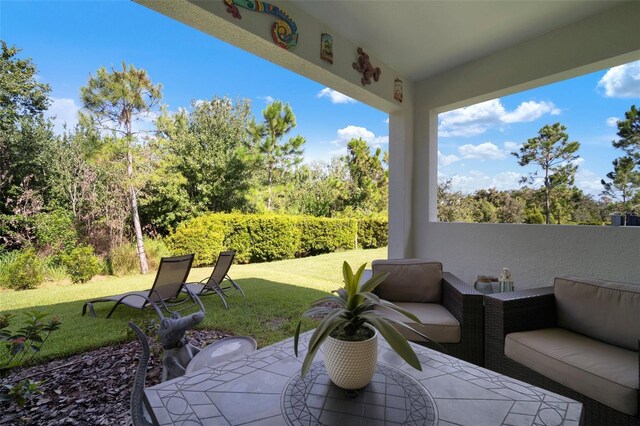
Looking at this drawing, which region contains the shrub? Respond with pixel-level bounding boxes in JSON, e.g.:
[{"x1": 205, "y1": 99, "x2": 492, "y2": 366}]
[
  {"x1": 34, "y1": 209, "x2": 78, "y2": 256},
  {"x1": 41, "y1": 256, "x2": 68, "y2": 282},
  {"x1": 167, "y1": 213, "x2": 387, "y2": 266},
  {"x1": 166, "y1": 217, "x2": 225, "y2": 267},
  {"x1": 142, "y1": 238, "x2": 170, "y2": 270},
  {"x1": 1, "y1": 249, "x2": 44, "y2": 290},
  {"x1": 61, "y1": 246, "x2": 101, "y2": 283},
  {"x1": 298, "y1": 217, "x2": 356, "y2": 256},
  {"x1": 246, "y1": 215, "x2": 301, "y2": 262},
  {"x1": 357, "y1": 216, "x2": 388, "y2": 249},
  {"x1": 107, "y1": 238, "x2": 171, "y2": 275},
  {"x1": 0, "y1": 251, "x2": 20, "y2": 287},
  {"x1": 107, "y1": 243, "x2": 139, "y2": 276}
]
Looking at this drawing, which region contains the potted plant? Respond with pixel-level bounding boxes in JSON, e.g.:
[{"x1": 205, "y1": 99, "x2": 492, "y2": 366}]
[{"x1": 294, "y1": 261, "x2": 430, "y2": 389}]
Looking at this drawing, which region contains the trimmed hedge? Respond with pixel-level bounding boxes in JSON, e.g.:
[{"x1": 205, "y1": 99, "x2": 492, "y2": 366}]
[
  {"x1": 299, "y1": 217, "x2": 357, "y2": 257},
  {"x1": 166, "y1": 214, "x2": 378, "y2": 266},
  {"x1": 357, "y1": 216, "x2": 388, "y2": 249}
]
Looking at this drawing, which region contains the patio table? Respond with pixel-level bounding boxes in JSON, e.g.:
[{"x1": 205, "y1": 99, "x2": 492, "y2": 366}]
[{"x1": 144, "y1": 331, "x2": 582, "y2": 425}]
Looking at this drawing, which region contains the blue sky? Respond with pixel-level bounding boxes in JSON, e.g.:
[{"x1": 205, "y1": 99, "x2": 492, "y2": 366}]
[{"x1": 2, "y1": 1, "x2": 639, "y2": 196}]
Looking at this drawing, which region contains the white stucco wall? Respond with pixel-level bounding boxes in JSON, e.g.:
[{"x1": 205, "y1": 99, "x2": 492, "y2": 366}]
[
  {"x1": 412, "y1": 2, "x2": 640, "y2": 287},
  {"x1": 427, "y1": 223, "x2": 640, "y2": 288}
]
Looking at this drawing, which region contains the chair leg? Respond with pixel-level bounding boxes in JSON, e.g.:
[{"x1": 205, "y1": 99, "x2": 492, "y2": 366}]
[
  {"x1": 225, "y1": 275, "x2": 245, "y2": 297},
  {"x1": 106, "y1": 301, "x2": 122, "y2": 318},
  {"x1": 82, "y1": 302, "x2": 96, "y2": 317},
  {"x1": 212, "y1": 287, "x2": 229, "y2": 309}
]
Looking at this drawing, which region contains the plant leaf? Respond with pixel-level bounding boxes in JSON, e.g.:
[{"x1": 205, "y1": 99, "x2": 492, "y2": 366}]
[
  {"x1": 366, "y1": 317, "x2": 422, "y2": 371},
  {"x1": 361, "y1": 292, "x2": 380, "y2": 304},
  {"x1": 302, "y1": 307, "x2": 336, "y2": 318},
  {"x1": 352, "y1": 263, "x2": 367, "y2": 291},
  {"x1": 293, "y1": 320, "x2": 302, "y2": 357},
  {"x1": 360, "y1": 271, "x2": 390, "y2": 294},
  {"x1": 301, "y1": 315, "x2": 346, "y2": 377},
  {"x1": 343, "y1": 261, "x2": 356, "y2": 296}
]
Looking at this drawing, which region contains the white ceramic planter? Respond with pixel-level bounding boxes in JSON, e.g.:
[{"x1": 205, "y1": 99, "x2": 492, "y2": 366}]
[{"x1": 323, "y1": 326, "x2": 378, "y2": 389}]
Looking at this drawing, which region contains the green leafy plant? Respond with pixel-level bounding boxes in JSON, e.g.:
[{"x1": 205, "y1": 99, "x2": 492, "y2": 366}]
[
  {"x1": 0, "y1": 311, "x2": 62, "y2": 376},
  {"x1": 294, "y1": 262, "x2": 429, "y2": 377},
  {"x1": 1, "y1": 249, "x2": 44, "y2": 290},
  {"x1": 1, "y1": 379, "x2": 44, "y2": 407},
  {"x1": 61, "y1": 245, "x2": 101, "y2": 283}
]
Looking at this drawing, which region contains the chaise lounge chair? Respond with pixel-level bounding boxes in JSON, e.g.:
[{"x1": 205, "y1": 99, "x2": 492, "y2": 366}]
[
  {"x1": 182, "y1": 250, "x2": 244, "y2": 309},
  {"x1": 82, "y1": 254, "x2": 205, "y2": 319}
]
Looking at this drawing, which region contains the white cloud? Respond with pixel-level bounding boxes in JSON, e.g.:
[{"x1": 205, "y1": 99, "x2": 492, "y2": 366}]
[
  {"x1": 317, "y1": 87, "x2": 357, "y2": 104},
  {"x1": 384, "y1": 117, "x2": 389, "y2": 124},
  {"x1": 606, "y1": 117, "x2": 620, "y2": 127},
  {"x1": 439, "y1": 99, "x2": 560, "y2": 137},
  {"x1": 46, "y1": 97, "x2": 80, "y2": 134},
  {"x1": 438, "y1": 150, "x2": 460, "y2": 166},
  {"x1": 263, "y1": 95, "x2": 275, "y2": 104},
  {"x1": 444, "y1": 170, "x2": 523, "y2": 193},
  {"x1": 502, "y1": 101, "x2": 560, "y2": 123},
  {"x1": 597, "y1": 60, "x2": 640, "y2": 98},
  {"x1": 458, "y1": 142, "x2": 507, "y2": 161},
  {"x1": 504, "y1": 141, "x2": 520, "y2": 151},
  {"x1": 334, "y1": 125, "x2": 387, "y2": 146},
  {"x1": 574, "y1": 161, "x2": 603, "y2": 196}
]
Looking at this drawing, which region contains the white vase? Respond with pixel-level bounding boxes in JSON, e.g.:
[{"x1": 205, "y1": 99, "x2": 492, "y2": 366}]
[{"x1": 323, "y1": 326, "x2": 378, "y2": 389}]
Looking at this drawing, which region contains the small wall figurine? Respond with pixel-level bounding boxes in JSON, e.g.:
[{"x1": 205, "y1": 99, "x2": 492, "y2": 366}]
[
  {"x1": 394, "y1": 78, "x2": 403, "y2": 103},
  {"x1": 353, "y1": 47, "x2": 381, "y2": 86},
  {"x1": 321, "y1": 33, "x2": 333, "y2": 64}
]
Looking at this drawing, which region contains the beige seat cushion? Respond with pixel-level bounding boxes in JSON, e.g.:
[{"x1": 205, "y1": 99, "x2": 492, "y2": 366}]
[
  {"x1": 375, "y1": 303, "x2": 460, "y2": 343},
  {"x1": 505, "y1": 327, "x2": 638, "y2": 416},
  {"x1": 555, "y1": 276, "x2": 640, "y2": 351},
  {"x1": 372, "y1": 259, "x2": 443, "y2": 303}
]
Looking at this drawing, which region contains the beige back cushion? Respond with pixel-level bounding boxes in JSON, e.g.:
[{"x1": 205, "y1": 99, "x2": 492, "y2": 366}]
[
  {"x1": 372, "y1": 259, "x2": 442, "y2": 303},
  {"x1": 555, "y1": 276, "x2": 640, "y2": 351}
]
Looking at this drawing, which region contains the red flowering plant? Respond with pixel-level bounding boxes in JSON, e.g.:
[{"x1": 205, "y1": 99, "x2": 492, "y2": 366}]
[{"x1": 0, "y1": 311, "x2": 62, "y2": 377}]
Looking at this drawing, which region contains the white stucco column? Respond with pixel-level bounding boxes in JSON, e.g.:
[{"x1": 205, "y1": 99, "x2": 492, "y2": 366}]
[{"x1": 388, "y1": 83, "x2": 414, "y2": 259}]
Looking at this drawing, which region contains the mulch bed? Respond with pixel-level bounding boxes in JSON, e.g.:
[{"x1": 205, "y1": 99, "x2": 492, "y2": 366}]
[{"x1": 0, "y1": 329, "x2": 232, "y2": 425}]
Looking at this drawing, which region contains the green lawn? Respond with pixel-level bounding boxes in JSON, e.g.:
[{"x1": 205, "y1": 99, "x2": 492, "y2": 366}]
[{"x1": 0, "y1": 248, "x2": 386, "y2": 363}]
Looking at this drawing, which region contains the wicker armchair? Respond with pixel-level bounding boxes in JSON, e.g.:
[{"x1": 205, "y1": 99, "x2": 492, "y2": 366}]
[
  {"x1": 485, "y1": 282, "x2": 640, "y2": 426},
  {"x1": 369, "y1": 259, "x2": 484, "y2": 366}
]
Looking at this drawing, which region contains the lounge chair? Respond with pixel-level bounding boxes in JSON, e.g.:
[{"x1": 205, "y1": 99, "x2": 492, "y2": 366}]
[
  {"x1": 182, "y1": 250, "x2": 244, "y2": 309},
  {"x1": 82, "y1": 254, "x2": 205, "y2": 319}
]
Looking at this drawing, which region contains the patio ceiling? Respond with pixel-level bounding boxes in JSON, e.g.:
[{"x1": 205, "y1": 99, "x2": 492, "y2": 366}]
[{"x1": 291, "y1": 0, "x2": 624, "y2": 82}]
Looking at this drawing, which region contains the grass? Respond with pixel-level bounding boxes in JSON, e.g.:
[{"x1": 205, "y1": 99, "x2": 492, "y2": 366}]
[{"x1": 0, "y1": 248, "x2": 386, "y2": 364}]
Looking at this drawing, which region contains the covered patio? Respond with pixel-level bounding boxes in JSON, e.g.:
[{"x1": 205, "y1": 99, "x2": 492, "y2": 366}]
[
  {"x1": 128, "y1": 2, "x2": 640, "y2": 424},
  {"x1": 137, "y1": 0, "x2": 639, "y2": 287}
]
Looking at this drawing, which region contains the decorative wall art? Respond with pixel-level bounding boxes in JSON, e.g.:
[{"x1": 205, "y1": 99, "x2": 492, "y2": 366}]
[
  {"x1": 320, "y1": 33, "x2": 333, "y2": 64},
  {"x1": 394, "y1": 78, "x2": 403, "y2": 103},
  {"x1": 224, "y1": 0, "x2": 298, "y2": 50},
  {"x1": 352, "y1": 47, "x2": 381, "y2": 86}
]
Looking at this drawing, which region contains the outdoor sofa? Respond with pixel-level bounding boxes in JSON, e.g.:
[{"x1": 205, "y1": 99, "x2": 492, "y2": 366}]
[
  {"x1": 369, "y1": 259, "x2": 484, "y2": 366},
  {"x1": 485, "y1": 276, "x2": 640, "y2": 425}
]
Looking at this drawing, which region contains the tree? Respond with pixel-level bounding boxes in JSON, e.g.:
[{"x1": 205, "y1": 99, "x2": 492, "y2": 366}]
[
  {"x1": 154, "y1": 97, "x2": 254, "y2": 222},
  {"x1": 0, "y1": 42, "x2": 53, "y2": 217},
  {"x1": 612, "y1": 105, "x2": 640, "y2": 165},
  {"x1": 512, "y1": 123, "x2": 580, "y2": 224},
  {"x1": 344, "y1": 138, "x2": 388, "y2": 214},
  {"x1": 80, "y1": 63, "x2": 162, "y2": 273},
  {"x1": 248, "y1": 100, "x2": 305, "y2": 210},
  {"x1": 601, "y1": 156, "x2": 640, "y2": 225}
]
